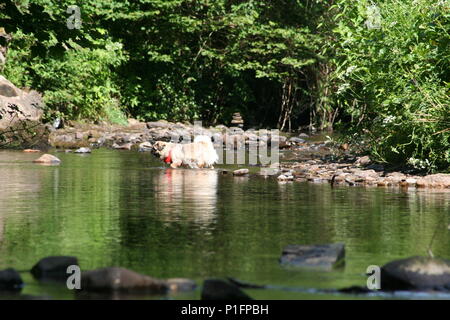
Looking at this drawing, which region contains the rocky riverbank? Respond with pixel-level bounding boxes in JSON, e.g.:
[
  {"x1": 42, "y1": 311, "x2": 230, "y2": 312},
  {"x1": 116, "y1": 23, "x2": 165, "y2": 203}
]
[
  {"x1": 2, "y1": 74, "x2": 448, "y2": 189},
  {"x1": 46, "y1": 119, "x2": 291, "y2": 150},
  {"x1": 35, "y1": 119, "x2": 450, "y2": 190},
  {"x1": 276, "y1": 158, "x2": 450, "y2": 189}
]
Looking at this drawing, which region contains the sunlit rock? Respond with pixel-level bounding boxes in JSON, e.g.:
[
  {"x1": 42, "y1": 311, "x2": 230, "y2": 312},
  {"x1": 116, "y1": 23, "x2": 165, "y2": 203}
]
[
  {"x1": 233, "y1": 168, "x2": 249, "y2": 176},
  {"x1": 32, "y1": 154, "x2": 61, "y2": 164}
]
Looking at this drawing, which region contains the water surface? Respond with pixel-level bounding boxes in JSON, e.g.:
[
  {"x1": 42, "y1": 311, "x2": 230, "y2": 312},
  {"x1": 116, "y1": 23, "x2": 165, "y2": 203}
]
[{"x1": 0, "y1": 149, "x2": 449, "y2": 299}]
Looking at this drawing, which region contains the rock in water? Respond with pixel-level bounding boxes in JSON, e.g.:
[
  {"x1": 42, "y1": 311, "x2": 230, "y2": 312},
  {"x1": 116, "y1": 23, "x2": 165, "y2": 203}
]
[
  {"x1": 80, "y1": 267, "x2": 168, "y2": 294},
  {"x1": 233, "y1": 168, "x2": 249, "y2": 176},
  {"x1": 280, "y1": 243, "x2": 345, "y2": 270},
  {"x1": 74, "y1": 147, "x2": 91, "y2": 153},
  {"x1": 32, "y1": 154, "x2": 61, "y2": 164},
  {"x1": 0, "y1": 268, "x2": 23, "y2": 291},
  {"x1": 138, "y1": 141, "x2": 153, "y2": 152},
  {"x1": 31, "y1": 256, "x2": 78, "y2": 280},
  {"x1": 112, "y1": 142, "x2": 132, "y2": 150},
  {"x1": 380, "y1": 256, "x2": 450, "y2": 291},
  {"x1": 201, "y1": 279, "x2": 252, "y2": 300},
  {"x1": 166, "y1": 278, "x2": 197, "y2": 292},
  {"x1": 277, "y1": 174, "x2": 294, "y2": 182}
]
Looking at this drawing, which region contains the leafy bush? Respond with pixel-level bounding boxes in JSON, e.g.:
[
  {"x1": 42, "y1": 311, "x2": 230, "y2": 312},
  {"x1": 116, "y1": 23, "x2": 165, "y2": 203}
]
[
  {"x1": 324, "y1": 0, "x2": 450, "y2": 171},
  {"x1": 1, "y1": 0, "x2": 448, "y2": 171},
  {"x1": 31, "y1": 38, "x2": 125, "y2": 121},
  {"x1": 2, "y1": 1, "x2": 126, "y2": 123}
]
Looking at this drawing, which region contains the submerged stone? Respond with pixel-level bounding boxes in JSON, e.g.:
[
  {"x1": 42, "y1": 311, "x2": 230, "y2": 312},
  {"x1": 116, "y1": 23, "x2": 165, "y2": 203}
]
[
  {"x1": 0, "y1": 268, "x2": 23, "y2": 291},
  {"x1": 201, "y1": 279, "x2": 252, "y2": 300},
  {"x1": 31, "y1": 256, "x2": 78, "y2": 280},
  {"x1": 80, "y1": 267, "x2": 168, "y2": 294},
  {"x1": 280, "y1": 243, "x2": 345, "y2": 270}
]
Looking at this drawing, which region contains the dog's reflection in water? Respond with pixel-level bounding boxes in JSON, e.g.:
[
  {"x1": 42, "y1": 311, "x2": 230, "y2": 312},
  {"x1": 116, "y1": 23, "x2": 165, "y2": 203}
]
[{"x1": 153, "y1": 168, "x2": 218, "y2": 226}]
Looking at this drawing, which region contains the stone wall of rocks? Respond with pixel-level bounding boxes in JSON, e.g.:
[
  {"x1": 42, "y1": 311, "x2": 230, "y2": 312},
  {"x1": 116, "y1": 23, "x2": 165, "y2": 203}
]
[{"x1": 48, "y1": 119, "x2": 290, "y2": 151}]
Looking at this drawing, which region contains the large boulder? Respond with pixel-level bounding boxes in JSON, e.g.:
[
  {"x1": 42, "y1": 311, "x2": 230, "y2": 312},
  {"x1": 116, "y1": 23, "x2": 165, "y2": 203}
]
[
  {"x1": 0, "y1": 268, "x2": 23, "y2": 291},
  {"x1": 0, "y1": 76, "x2": 43, "y2": 130},
  {"x1": 280, "y1": 243, "x2": 345, "y2": 270},
  {"x1": 80, "y1": 267, "x2": 168, "y2": 294},
  {"x1": 31, "y1": 256, "x2": 78, "y2": 280},
  {"x1": 380, "y1": 256, "x2": 450, "y2": 291},
  {"x1": 201, "y1": 279, "x2": 252, "y2": 300}
]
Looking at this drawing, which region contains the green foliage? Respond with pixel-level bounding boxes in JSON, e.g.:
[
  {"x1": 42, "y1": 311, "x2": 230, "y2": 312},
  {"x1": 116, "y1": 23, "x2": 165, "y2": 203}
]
[
  {"x1": 1, "y1": 0, "x2": 324, "y2": 127},
  {"x1": 1, "y1": 0, "x2": 448, "y2": 170},
  {"x1": 323, "y1": 0, "x2": 450, "y2": 171},
  {"x1": 2, "y1": 1, "x2": 126, "y2": 123},
  {"x1": 32, "y1": 38, "x2": 125, "y2": 121}
]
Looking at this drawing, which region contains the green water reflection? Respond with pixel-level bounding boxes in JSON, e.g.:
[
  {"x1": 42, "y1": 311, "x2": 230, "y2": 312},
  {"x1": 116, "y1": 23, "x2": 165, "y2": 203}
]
[{"x1": 0, "y1": 149, "x2": 449, "y2": 299}]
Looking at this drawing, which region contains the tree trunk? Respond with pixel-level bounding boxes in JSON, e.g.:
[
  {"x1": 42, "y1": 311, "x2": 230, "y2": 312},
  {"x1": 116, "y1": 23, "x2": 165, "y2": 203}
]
[{"x1": 278, "y1": 78, "x2": 296, "y2": 132}]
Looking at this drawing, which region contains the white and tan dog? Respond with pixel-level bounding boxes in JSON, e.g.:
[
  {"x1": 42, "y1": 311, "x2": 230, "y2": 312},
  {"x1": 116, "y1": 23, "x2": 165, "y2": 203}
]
[{"x1": 152, "y1": 135, "x2": 218, "y2": 169}]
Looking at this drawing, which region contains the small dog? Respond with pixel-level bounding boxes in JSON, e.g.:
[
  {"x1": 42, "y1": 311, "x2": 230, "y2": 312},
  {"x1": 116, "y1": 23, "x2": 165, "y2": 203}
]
[{"x1": 152, "y1": 135, "x2": 218, "y2": 169}]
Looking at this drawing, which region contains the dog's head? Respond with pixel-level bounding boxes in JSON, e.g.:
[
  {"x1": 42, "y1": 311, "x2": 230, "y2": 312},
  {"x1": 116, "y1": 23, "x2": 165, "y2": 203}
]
[{"x1": 152, "y1": 141, "x2": 168, "y2": 157}]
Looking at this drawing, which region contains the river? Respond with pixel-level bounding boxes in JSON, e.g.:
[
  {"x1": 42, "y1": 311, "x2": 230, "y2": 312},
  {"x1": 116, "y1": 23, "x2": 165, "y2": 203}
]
[{"x1": 0, "y1": 149, "x2": 449, "y2": 299}]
